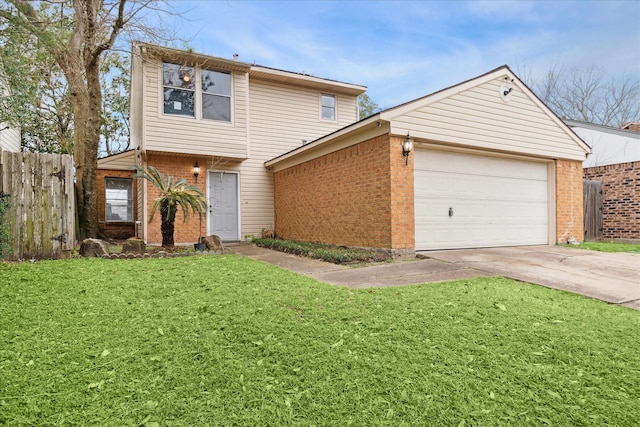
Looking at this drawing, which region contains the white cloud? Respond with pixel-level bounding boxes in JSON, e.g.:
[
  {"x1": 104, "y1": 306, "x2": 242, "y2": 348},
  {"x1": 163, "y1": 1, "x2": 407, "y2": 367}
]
[{"x1": 174, "y1": 0, "x2": 639, "y2": 110}]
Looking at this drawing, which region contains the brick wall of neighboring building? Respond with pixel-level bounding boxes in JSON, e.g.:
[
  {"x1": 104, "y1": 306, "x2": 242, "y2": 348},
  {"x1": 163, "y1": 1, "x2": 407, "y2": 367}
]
[
  {"x1": 583, "y1": 161, "x2": 640, "y2": 240},
  {"x1": 96, "y1": 169, "x2": 137, "y2": 239},
  {"x1": 144, "y1": 153, "x2": 207, "y2": 245},
  {"x1": 555, "y1": 159, "x2": 584, "y2": 243},
  {"x1": 273, "y1": 134, "x2": 413, "y2": 254}
]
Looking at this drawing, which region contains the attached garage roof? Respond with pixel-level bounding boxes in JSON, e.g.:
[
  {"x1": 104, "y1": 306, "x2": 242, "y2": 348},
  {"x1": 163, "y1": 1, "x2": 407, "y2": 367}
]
[{"x1": 266, "y1": 65, "x2": 591, "y2": 171}]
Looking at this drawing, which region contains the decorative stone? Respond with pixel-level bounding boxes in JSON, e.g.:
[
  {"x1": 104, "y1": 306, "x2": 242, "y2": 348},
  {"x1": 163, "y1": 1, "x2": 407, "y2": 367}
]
[
  {"x1": 202, "y1": 235, "x2": 224, "y2": 251},
  {"x1": 122, "y1": 238, "x2": 146, "y2": 254},
  {"x1": 79, "y1": 239, "x2": 110, "y2": 257}
]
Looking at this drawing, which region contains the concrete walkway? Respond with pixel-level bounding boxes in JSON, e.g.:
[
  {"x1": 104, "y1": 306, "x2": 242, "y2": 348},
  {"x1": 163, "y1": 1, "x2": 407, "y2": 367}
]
[{"x1": 227, "y1": 244, "x2": 640, "y2": 310}]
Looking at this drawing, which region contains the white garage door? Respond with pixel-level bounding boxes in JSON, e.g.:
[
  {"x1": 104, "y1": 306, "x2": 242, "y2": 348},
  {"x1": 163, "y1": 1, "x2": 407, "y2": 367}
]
[{"x1": 415, "y1": 149, "x2": 549, "y2": 250}]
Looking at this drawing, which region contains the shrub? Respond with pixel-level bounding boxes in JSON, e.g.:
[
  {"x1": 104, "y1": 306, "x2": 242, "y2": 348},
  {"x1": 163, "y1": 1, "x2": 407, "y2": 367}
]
[{"x1": 252, "y1": 238, "x2": 390, "y2": 264}]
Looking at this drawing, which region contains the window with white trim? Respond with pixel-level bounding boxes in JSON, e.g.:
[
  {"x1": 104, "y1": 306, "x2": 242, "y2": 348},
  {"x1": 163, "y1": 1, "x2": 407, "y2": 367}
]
[
  {"x1": 162, "y1": 62, "x2": 232, "y2": 122},
  {"x1": 105, "y1": 178, "x2": 133, "y2": 222},
  {"x1": 163, "y1": 62, "x2": 195, "y2": 117},
  {"x1": 202, "y1": 69, "x2": 231, "y2": 121},
  {"x1": 321, "y1": 93, "x2": 336, "y2": 120}
]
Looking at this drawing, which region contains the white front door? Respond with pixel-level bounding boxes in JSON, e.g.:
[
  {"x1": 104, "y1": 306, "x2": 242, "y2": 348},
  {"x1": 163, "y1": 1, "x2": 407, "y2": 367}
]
[
  {"x1": 414, "y1": 149, "x2": 549, "y2": 250},
  {"x1": 208, "y1": 172, "x2": 239, "y2": 241}
]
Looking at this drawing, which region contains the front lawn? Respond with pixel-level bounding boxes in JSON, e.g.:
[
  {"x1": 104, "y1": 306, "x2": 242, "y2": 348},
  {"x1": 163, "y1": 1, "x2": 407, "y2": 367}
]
[
  {"x1": 570, "y1": 241, "x2": 640, "y2": 253},
  {"x1": 1, "y1": 256, "x2": 638, "y2": 426}
]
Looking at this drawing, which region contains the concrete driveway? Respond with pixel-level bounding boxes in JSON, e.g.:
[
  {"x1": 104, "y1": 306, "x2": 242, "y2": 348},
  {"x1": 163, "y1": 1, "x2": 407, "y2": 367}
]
[{"x1": 228, "y1": 244, "x2": 640, "y2": 310}]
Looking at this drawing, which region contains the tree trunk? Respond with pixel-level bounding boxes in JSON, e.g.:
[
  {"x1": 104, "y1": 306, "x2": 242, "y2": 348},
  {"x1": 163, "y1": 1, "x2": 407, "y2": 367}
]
[
  {"x1": 161, "y1": 220, "x2": 175, "y2": 248},
  {"x1": 160, "y1": 200, "x2": 175, "y2": 248}
]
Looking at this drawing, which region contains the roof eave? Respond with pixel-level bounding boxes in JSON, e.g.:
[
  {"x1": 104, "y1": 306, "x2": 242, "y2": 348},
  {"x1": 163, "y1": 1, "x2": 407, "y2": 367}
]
[{"x1": 250, "y1": 65, "x2": 367, "y2": 96}]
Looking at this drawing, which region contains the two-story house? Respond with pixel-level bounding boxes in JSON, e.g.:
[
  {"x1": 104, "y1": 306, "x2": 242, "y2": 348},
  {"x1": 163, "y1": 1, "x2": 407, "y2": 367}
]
[
  {"x1": 97, "y1": 42, "x2": 366, "y2": 244},
  {"x1": 99, "y1": 44, "x2": 590, "y2": 254}
]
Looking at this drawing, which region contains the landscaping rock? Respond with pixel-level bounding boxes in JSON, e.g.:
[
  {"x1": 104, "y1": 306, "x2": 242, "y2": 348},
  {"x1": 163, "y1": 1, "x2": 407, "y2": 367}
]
[
  {"x1": 79, "y1": 239, "x2": 110, "y2": 257},
  {"x1": 202, "y1": 235, "x2": 224, "y2": 251},
  {"x1": 122, "y1": 238, "x2": 146, "y2": 254}
]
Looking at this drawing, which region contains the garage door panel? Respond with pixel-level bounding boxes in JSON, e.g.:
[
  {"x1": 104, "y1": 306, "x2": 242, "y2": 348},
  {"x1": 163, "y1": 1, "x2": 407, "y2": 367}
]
[{"x1": 415, "y1": 149, "x2": 549, "y2": 250}]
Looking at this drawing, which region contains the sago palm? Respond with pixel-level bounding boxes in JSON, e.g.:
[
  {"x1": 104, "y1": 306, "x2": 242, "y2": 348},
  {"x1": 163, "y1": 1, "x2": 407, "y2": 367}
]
[{"x1": 134, "y1": 166, "x2": 206, "y2": 248}]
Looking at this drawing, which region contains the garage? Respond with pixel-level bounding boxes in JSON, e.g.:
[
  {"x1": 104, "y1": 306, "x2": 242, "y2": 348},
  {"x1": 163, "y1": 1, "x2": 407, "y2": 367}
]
[
  {"x1": 268, "y1": 66, "x2": 590, "y2": 257},
  {"x1": 415, "y1": 148, "x2": 550, "y2": 250}
]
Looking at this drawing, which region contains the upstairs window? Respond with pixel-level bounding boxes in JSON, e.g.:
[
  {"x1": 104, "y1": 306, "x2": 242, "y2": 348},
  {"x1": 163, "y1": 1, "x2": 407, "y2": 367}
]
[
  {"x1": 105, "y1": 178, "x2": 133, "y2": 222},
  {"x1": 321, "y1": 94, "x2": 336, "y2": 121},
  {"x1": 162, "y1": 62, "x2": 233, "y2": 122},
  {"x1": 163, "y1": 62, "x2": 195, "y2": 117},
  {"x1": 202, "y1": 69, "x2": 231, "y2": 121}
]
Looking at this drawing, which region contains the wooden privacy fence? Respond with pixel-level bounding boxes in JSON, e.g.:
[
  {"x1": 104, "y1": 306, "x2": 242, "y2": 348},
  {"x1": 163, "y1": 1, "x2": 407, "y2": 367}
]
[
  {"x1": 1, "y1": 152, "x2": 75, "y2": 259},
  {"x1": 583, "y1": 179, "x2": 603, "y2": 241}
]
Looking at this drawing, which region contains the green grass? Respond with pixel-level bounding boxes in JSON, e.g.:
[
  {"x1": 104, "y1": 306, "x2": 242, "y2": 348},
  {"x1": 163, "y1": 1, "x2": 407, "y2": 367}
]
[
  {"x1": 567, "y1": 241, "x2": 640, "y2": 253},
  {"x1": 1, "y1": 256, "x2": 639, "y2": 426},
  {"x1": 252, "y1": 238, "x2": 390, "y2": 264}
]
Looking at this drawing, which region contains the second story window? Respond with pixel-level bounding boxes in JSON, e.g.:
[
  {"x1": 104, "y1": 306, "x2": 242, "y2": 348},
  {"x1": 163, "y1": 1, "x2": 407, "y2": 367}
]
[
  {"x1": 163, "y1": 62, "x2": 195, "y2": 117},
  {"x1": 321, "y1": 94, "x2": 336, "y2": 121},
  {"x1": 202, "y1": 69, "x2": 231, "y2": 121}
]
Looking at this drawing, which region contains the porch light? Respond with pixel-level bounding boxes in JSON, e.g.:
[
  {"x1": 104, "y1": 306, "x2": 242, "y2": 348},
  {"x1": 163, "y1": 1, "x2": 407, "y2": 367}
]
[
  {"x1": 193, "y1": 161, "x2": 200, "y2": 182},
  {"x1": 402, "y1": 133, "x2": 413, "y2": 165}
]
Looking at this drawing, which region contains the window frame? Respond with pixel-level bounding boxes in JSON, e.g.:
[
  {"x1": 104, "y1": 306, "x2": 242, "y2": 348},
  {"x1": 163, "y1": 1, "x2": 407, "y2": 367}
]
[
  {"x1": 162, "y1": 62, "x2": 196, "y2": 118},
  {"x1": 201, "y1": 68, "x2": 232, "y2": 122},
  {"x1": 320, "y1": 93, "x2": 337, "y2": 121},
  {"x1": 105, "y1": 177, "x2": 134, "y2": 223},
  {"x1": 161, "y1": 61, "x2": 233, "y2": 123}
]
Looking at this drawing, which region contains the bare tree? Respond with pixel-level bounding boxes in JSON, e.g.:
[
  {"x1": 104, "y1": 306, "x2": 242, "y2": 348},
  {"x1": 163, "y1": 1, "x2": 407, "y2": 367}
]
[
  {"x1": 0, "y1": 0, "x2": 173, "y2": 239},
  {"x1": 525, "y1": 64, "x2": 640, "y2": 128}
]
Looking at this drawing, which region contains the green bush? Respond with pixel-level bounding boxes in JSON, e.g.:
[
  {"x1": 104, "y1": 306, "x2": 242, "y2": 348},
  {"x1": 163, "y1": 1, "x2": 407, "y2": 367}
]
[
  {"x1": 0, "y1": 192, "x2": 13, "y2": 258},
  {"x1": 252, "y1": 238, "x2": 390, "y2": 264}
]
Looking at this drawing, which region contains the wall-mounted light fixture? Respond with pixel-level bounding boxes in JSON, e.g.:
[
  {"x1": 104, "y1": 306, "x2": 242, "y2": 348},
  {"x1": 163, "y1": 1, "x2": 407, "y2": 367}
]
[
  {"x1": 402, "y1": 132, "x2": 413, "y2": 166},
  {"x1": 193, "y1": 161, "x2": 200, "y2": 183}
]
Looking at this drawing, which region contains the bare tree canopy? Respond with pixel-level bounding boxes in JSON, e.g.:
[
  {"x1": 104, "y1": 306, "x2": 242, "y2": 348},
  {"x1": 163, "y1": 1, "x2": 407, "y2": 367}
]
[
  {"x1": 0, "y1": 0, "x2": 175, "y2": 240},
  {"x1": 523, "y1": 64, "x2": 640, "y2": 128}
]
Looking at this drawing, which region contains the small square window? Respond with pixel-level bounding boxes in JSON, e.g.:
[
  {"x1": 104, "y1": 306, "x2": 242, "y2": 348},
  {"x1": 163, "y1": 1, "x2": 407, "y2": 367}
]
[
  {"x1": 105, "y1": 178, "x2": 133, "y2": 222},
  {"x1": 321, "y1": 94, "x2": 336, "y2": 120}
]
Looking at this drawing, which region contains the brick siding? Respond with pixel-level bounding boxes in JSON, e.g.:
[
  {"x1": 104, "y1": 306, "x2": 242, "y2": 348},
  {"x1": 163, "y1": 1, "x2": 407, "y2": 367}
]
[
  {"x1": 583, "y1": 161, "x2": 640, "y2": 240},
  {"x1": 273, "y1": 135, "x2": 414, "y2": 254},
  {"x1": 144, "y1": 153, "x2": 207, "y2": 245},
  {"x1": 555, "y1": 160, "x2": 584, "y2": 243}
]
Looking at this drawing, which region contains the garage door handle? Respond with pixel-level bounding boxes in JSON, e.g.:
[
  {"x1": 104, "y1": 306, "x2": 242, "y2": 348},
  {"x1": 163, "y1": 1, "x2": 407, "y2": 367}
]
[{"x1": 449, "y1": 207, "x2": 454, "y2": 217}]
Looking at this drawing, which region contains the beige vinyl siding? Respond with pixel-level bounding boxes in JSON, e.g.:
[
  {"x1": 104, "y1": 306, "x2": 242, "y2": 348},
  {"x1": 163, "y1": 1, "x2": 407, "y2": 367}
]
[
  {"x1": 141, "y1": 59, "x2": 249, "y2": 159},
  {"x1": 129, "y1": 51, "x2": 144, "y2": 151},
  {"x1": 98, "y1": 150, "x2": 136, "y2": 170},
  {"x1": 389, "y1": 79, "x2": 587, "y2": 161},
  {"x1": 0, "y1": 126, "x2": 20, "y2": 154},
  {"x1": 240, "y1": 78, "x2": 359, "y2": 236}
]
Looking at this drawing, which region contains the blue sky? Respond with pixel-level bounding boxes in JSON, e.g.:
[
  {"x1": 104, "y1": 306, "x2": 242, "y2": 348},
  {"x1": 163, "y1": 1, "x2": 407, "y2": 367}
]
[{"x1": 166, "y1": 0, "x2": 640, "y2": 109}]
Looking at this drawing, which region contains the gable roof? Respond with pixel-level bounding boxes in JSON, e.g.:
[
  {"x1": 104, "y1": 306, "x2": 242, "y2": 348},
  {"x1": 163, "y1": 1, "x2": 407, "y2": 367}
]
[{"x1": 267, "y1": 65, "x2": 591, "y2": 170}]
